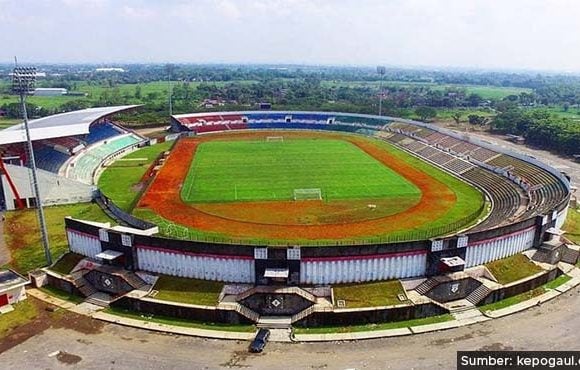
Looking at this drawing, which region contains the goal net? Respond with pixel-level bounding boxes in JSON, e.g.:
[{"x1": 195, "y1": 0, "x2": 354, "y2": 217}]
[
  {"x1": 266, "y1": 136, "x2": 284, "y2": 142},
  {"x1": 293, "y1": 188, "x2": 322, "y2": 201}
]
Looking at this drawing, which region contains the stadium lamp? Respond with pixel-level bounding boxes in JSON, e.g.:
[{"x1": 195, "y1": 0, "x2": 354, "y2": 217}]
[
  {"x1": 377, "y1": 66, "x2": 386, "y2": 116},
  {"x1": 12, "y1": 65, "x2": 52, "y2": 265}
]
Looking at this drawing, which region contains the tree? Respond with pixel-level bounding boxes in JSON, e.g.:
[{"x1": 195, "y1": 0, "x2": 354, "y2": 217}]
[
  {"x1": 468, "y1": 114, "x2": 489, "y2": 126},
  {"x1": 415, "y1": 106, "x2": 437, "y2": 122},
  {"x1": 451, "y1": 112, "x2": 462, "y2": 125},
  {"x1": 134, "y1": 85, "x2": 142, "y2": 100}
]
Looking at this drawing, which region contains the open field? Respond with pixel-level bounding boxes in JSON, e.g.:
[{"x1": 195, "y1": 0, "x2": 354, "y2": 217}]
[
  {"x1": 320, "y1": 80, "x2": 532, "y2": 99},
  {"x1": 137, "y1": 130, "x2": 485, "y2": 243},
  {"x1": 4, "y1": 203, "x2": 111, "y2": 273},
  {"x1": 182, "y1": 138, "x2": 420, "y2": 203},
  {"x1": 98, "y1": 140, "x2": 174, "y2": 212}
]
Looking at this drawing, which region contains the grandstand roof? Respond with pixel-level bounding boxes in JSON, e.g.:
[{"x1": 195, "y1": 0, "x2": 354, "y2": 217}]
[{"x1": 0, "y1": 105, "x2": 140, "y2": 145}]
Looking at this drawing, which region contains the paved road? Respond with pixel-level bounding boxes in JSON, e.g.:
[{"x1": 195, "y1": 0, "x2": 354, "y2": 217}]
[{"x1": 1, "y1": 286, "x2": 579, "y2": 370}]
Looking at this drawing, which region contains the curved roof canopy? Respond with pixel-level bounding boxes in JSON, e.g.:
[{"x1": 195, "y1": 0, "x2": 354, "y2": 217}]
[{"x1": 0, "y1": 105, "x2": 140, "y2": 145}]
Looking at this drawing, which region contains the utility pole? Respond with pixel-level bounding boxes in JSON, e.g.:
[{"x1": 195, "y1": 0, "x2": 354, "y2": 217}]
[
  {"x1": 12, "y1": 63, "x2": 52, "y2": 265},
  {"x1": 377, "y1": 66, "x2": 386, "y2": 116},
  {"x1": 166, "y1": 64, "x2": 174, "y2": 117}
]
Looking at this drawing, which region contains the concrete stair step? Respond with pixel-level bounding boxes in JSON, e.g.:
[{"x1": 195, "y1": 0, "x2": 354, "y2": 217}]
[{"x1": 257, "y1": 316, "x2": 292, "y2": 329}]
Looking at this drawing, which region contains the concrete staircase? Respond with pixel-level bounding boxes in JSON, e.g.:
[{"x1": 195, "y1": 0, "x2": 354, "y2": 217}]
[
  {"x1": 73, "y1": 276, "x2": 97, "y2": 298},
  {"x1": 465, "y1": 284, "x2": 493, "y2": 305},
  {"x1": 414, "y1": 278, "x2": 439, "y2": 295},
  {"x1": 257, "y1": 316, "x2": 292, "y2": 329},
  {"x1": 85, "y1": 292, "x2": 114, "y2": 307}
]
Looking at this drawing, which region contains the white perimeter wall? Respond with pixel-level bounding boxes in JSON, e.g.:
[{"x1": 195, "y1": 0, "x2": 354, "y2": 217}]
[
  {"x1": 67, "y1": 230, "x2": 101, "y2": 259},
  {"x1": 464, "y1": 226, "x2": 535, "y2": 268},
  {"x1": 136, "y1": 246, "x2": 255, "y2": 283},
  {"x1": 300, "y1": 252, "x2": 427, "y2": 284}
]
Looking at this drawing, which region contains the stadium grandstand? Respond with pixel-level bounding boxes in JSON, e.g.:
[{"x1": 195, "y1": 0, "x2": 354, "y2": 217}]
[{"x1": 0, "y1": 106, "x2": 145, "y2": 210}]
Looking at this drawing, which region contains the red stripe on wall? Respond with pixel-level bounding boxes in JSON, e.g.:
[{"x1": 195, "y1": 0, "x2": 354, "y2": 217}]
[
  {"x1": 301, "y1": 250, "x2": 426, "y2": 262},
  {"x1": 135, "y1": 244, "x2": 254, "y2": 260}
]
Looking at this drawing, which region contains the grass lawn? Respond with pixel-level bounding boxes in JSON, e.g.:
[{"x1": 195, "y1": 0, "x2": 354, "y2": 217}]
[
  {"x1": 104, "y1": 306, "x2": 255, "y2": 332},
  {"x1": 485, "y1": 254, "x2": 544, "y2": 285},
  {"x1": 4, "y1": 203, "x2": 112, "y2": 273},
  {"x1": 152, "y1": 275, "x2": 223, "y2": 306},
  {"x1": 563, "y1": 208, "x2": 580, "y2": 244},
  {"x1": 98, "y1": 141, "x2": 174, "y2": 212},
  {"x1": 333, "y1": 280, "x2": 405, "y2": 308},
  {"x1": 294, "y1": 314, "x2": 454, "y2": 334},
  {"x1": 0, "y1": 299, "x2": 38, "y2": 338},
  {"x1": 39, "y1": 286, "x2": 85, "y2": 304},
  {"x1": 49, "y1": 252, "x2": 85, "y2": 275},
  {"x1": 479, "y1": 287, "x2": 545, "y2": 312},
  {"x1": 182, "y1": 138, "x2": 421, "y2": 203},
  {"x1": 543, "y1": 274, "x2": 572, "y2": 290}
]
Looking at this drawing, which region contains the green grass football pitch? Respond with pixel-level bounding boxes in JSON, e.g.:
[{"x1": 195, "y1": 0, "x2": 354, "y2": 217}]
[{"x1": 181, "y1": 138, "x2": 421, "y2": 203}]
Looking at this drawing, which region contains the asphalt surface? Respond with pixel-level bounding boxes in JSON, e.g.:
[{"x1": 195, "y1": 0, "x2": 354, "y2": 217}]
[{"x1": 0, "y1": 285, "x2": 578, "y2": 370}]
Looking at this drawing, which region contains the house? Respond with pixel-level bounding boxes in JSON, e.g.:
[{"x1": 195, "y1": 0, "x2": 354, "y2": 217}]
[{"x1": 0, "y1": 269, "x2": 30, "y2": 312}]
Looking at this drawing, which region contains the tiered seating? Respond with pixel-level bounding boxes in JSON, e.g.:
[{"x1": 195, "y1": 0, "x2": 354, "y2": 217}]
[
  {"x1": 424, "y1": 132, "x2": 446, "y2": 144},
  {"x1": 68, "y1": 135, "x2": 141, "y2": 184},
  {"x1": 334, "y1": 115, "x2": 385, "y2": 126},
  {"x1": 416, "y1": 146, "x2": 439, "y2": 158},
  {"x1": 462, "y1": 168, "x2": 525, "y2": 230},
  {"x1": 436, "y1": 136, "x2": 462, "y2": 149},
  {"x1": 386, "y1": 133, "x2": 408, "y2": 143},
  {"x1": 85, "y1": 122, "x2": 124, "y2": 144},
  {"x1": 469, "y1": 147, "x2": 499, "y2": 163},
  {"x1": 449, "y1": 141, "x2": 479, "y2": 155},
  {"x1": 44, "y1": 136, "x2": 84, "y2": 154},
  {"x1": 33, "y1": 145, "x2": 70, "y2": 173},
  {"x1": 403, "y1": 141, "x2": 427, "y2": 153},
  {"x1": 292, "y1": 113, "x2": 332, "y2": 122},
  {"x1": 428, "y1": 151, "x2": 455, "y2": 165},
  {"x1": 246, "y1": 113, "x2": 287, "y2": 122},
  {"x1": 442, "y1": 158, "x2": 474, "y2": 174},
  {"x1": 412, "y1": 128, "x2": 436, "y2": 138},
  {"x1": 486, "y1": 154, "x2": 569, "y2": 215},
  {"x1": 181, "y1": 114, "x2": 248, "y2": 133}
]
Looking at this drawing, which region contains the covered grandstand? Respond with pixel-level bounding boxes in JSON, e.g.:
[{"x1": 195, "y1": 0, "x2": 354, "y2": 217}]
[{"x1": 0, "y1": 106, "x2": 145, "y2": 210}]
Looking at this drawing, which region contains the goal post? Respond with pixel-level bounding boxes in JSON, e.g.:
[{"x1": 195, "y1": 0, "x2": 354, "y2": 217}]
[
  {"x1": 293, "y1": 188, "x2": 322, "y2": 201},
  {"x1": 266, "y1": 136, "x2": 284, "y2": 142}
]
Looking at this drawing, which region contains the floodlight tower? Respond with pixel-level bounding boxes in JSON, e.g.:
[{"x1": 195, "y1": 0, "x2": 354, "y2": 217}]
[
  {"x1": 12, "y1": 65, "x2": 52, "y2": 265},
  {"x1": 377, "y1": 66, "x2": 386, "y2": 116}
]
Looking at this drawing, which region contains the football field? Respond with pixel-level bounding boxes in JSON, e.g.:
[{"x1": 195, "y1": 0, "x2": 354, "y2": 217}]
[{"x1": 181, "y1": 138, "x2": 421, "y2": 203}]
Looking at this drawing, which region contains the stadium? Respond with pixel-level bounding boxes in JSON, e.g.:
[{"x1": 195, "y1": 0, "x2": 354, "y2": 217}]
[{"x1": 1, "y1": 107, "x2": 573, "y2": 327}]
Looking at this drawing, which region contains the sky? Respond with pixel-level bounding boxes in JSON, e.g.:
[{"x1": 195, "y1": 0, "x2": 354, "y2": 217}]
[{"x1": 1, "y1": 0, "x2": 579, "y2": 72}]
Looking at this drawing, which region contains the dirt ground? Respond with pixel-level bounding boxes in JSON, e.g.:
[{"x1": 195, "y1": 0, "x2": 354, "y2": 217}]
[
  {"x1": 137, "y1": 131, "x2": 459, "y2": 240},
  {"x1": 0, "y1": 298, "x2": 103, "y2": 355}
]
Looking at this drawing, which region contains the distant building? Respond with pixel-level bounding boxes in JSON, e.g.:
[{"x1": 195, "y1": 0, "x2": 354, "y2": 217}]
[
  {"x1": 95, "y1": 68, "x2": 125, "y2": 73},
  {"x1": 0, "y1": 270, "x2": 29, "y2": 311},
  {"x1": 33, "y1": 88, "x2": 67, "y2": 96}
]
